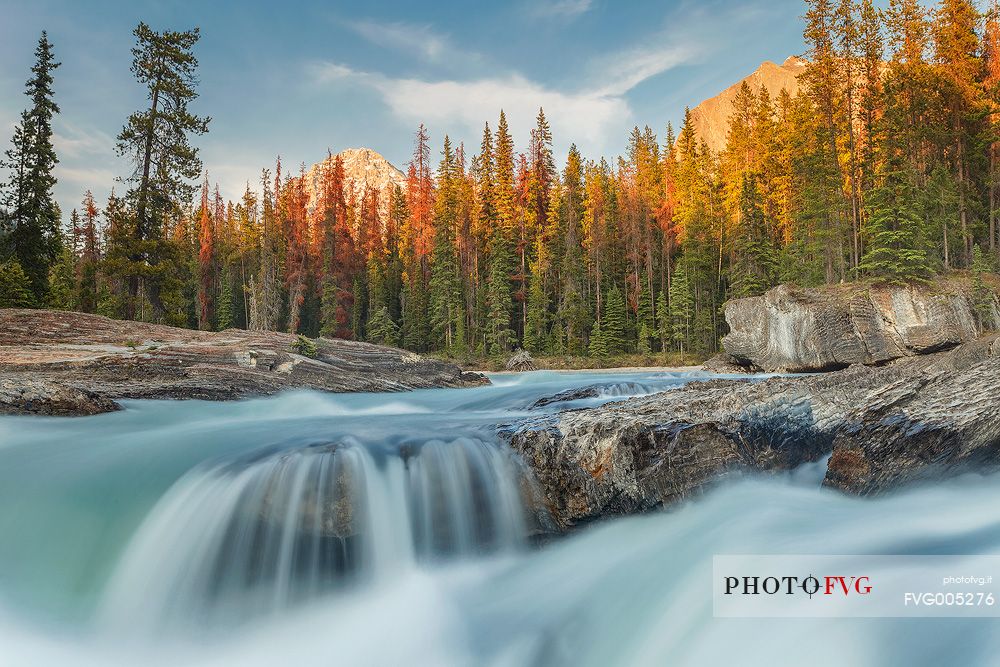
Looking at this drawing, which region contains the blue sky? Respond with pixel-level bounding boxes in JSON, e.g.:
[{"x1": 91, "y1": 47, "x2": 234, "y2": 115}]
[{"x1": 1, "y1": 0, "x2": 806, "y2": 219}]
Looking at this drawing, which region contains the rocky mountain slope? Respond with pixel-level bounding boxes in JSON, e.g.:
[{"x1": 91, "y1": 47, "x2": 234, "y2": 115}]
[
  {"x1": 0, "y1": 309, "x2": 485, "y2": 415},
  {"x1": 302, "y1": 147, "x2": 407, "y2": 215},
  {"x1": 689, "y1": 56, "x2": 806, "y2": 152}
]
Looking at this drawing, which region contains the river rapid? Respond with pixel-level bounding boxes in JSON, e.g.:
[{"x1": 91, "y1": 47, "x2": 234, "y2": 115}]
[{"x1": 1, "y1": 370, "x2": 998, "y2": 666}]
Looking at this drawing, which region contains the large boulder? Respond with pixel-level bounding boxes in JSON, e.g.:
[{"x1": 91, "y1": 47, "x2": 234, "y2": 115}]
[{"x1": 722, "y1": 282, "x2": 997, "y2": 372}]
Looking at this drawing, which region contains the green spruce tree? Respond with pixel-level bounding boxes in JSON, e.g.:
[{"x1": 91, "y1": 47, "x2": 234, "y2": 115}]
[
  {"x1": 971, "y1": 245, "x2": 997, "y2": 330},
  {"x1": 523, "y1": 267, "x2": 550, "y2": 354},
  {"x1": 858, "y1": 162, "x2": 933, "y2": 284},
  {"x1": 655, "y1": 290, "x2": 669, "y2": 352},
  {"x1": 2, "y1": 32, "x2": 62, "y2": 303},
  {"x1": 47, "y1": 243, "x2": 76, "y2": 310},
  {"x1": 668, "y1": 261, "x2": 693, "y2": 354},
  {"x1": 216, "y1": 267, "x2": 234, "y2": 330},
  {"x1": 588, "y1": 319, "x2": 610, "y2": 357},
  {"x1": 367, "y1": 304, "x2": 400, "y2": 346},
  {"x1": 603, "y1": 284, "x2": 627, "y2": 354},
  {"x1": 0, "y1": 260, "x2": 35, "y2": 308},
  {"x1": 429, "y1": 137, "x2": 464, "y2": 351},
  {"x1": 732, "y1": 174, "x2": 778, "y2": 298}
]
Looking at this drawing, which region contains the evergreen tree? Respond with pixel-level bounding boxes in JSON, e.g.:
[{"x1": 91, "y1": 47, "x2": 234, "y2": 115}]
[
  {"x1": 588, "y1": 319, "x2": 610, "y2": 357},
  {"x1": 933, "y1": 0, "x2": 982, "y2": 266},
  {"x1": 636, "y1": 287, "x2": 655, "y2": 352},
  {"x1": 401, "y1": 279, "x2": 430, "y2": 350},
  {"x1": 0, "y1": 260, "x2": 35, "y2": 308},
  {"x1": 367, "y1": 304, "x2": 400, "y2": 346},
  {"x1": 319, "y1": 277, "x2": 340, "y2": 337},
  {"x1": 603, "y1": 284, "x2": 627, "y2": 354},
  {"x1": 732, "y1": 174, "x2": 778, "y2": 297},
  {"x1": 384, "y1": 185, "x2": 407, "y2": 322},
  {"x1": 76, "y1": 191, "x2": 100, "y2": 313},
  {"x1": 637, "y1": 322, "x2": 653, "y2": 354},
  {"x1": 351, "y1": 274, "x2": 365, "y2": 339},
  {"x1": 2, "y1": 32, "x2": 61, "y2": 303},
  {"x1": 857, "y1": 162, "x2": 933, "y2": 283},
  {"x1": 486, "y1": 111, "x2": 517, "y2": 356},
  {"x1": 668, "y1": 260, "x2": 693, "y2": 354},
  {"x1": 557, "y1": 147, "x2": 590, "y2": 355},
  {"x1": 115, "y1": 23, "x2": 210, "y2": 321},
  {"x1": 216, "y1": 266, "x2": 234, "y2": 330},
  {"x1": 196, "y1": 179, "x2": 214, "y2": 329},
  {"x1": 803, "y1": 0, "x2": 848, "y2": 283},
  {"x1": 971, "y1": 244, "x2": 997, "y2": 329},
  {"x1": 655, "y1": 289, "x2": 669, "y2": 351},
  {"x1": 47, "y1": 244, "x2": 76, "y2": 309},
  {"x1": 523, "y1": 267, "x2": 549, "y2": 354},
  {"x1": 97, "y1": 191, "x2": 133, "y2": 319},
  {"x1": 429, "y1": 137, "x2": 463, "y2": 350}
]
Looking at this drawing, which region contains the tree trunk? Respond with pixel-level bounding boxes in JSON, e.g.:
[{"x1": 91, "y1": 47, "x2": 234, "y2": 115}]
[{"x1": 129, "y1": 74, "x2": 162, "y2": 320}]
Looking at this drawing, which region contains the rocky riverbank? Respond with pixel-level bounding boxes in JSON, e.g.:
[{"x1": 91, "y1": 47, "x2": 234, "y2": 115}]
[
  {"x1": 505, "y1": 334, "x2": 1000, "y2": 529},
  {"x1": 0, "y1": 309, "x2": 487, "y2": 415}
]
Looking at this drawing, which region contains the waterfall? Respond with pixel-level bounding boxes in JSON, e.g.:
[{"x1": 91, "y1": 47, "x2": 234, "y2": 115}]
[{"x1": 99, "y1": 436, "x2": 537, "y2": 631}]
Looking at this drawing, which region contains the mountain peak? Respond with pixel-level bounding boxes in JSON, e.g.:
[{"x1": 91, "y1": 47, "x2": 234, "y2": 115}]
[
  {"x1": 302, "y1": 148, "x2": 407, "y2": 213},
  {"x1": 688, "y1": 57, "x2": 806, "y2": 152}
]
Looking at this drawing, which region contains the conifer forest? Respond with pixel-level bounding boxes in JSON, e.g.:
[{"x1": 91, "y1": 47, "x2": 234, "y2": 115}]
[{"x1": 4, "y1": 0, "x2": 1000, "y2": 362}]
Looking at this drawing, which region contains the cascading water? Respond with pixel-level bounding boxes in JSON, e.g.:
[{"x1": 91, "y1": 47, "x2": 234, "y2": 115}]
[
  {"x1": 99, "y1": 436, "x2": 535, "y2": 631},
  {"x1": 2, "y1": 368, "x2": 995, "y2": 666}
]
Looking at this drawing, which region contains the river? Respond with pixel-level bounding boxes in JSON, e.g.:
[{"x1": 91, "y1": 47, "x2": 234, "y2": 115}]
[{"x1": 0, "y1": 370, "x2": 997, "y2": 666}]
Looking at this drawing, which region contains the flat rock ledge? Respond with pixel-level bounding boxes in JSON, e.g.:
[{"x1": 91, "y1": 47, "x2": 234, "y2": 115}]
[
  {"x1": 505, "y1": 335, "x2": 1000, "y2": 529},
  {"x1": 0, "y1": 309, "x2": 487, "y2": 416}
]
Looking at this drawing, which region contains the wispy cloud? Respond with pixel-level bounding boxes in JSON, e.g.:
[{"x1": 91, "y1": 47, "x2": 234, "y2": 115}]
[
  {"x1": 314, "y1": 63, "x2": 628, "y2": 148},
  {"x1": 55, "y1": 166, "x2": 117, "y2": 190},
  {"x1": 530, "y1": 0, "x2": 594, "y2": 19},
  {"x1": 309, "y1": 20, "x2": 696, "y2": 155},
  {"x1": 343, "y1": 19, "x2": 482, "y2": 67},
  {"x1": 590, "y1": 44, "x2": 696, "y2": 97},
  {"x1": 53, "y1": 122, "x2": 116, "y2": 159}
]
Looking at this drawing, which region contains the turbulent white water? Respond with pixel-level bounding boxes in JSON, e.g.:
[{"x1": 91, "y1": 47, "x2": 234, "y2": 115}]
[{"x1": 1, "y1": 369, "x2": 998, "y2": 666}]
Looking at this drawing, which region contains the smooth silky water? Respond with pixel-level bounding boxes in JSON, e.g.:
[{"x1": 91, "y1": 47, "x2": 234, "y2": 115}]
[{"x1": 0, "y1": 370, "x2": 997, "y2": 666}]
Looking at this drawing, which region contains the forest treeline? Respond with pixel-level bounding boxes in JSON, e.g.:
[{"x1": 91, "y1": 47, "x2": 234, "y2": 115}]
[{"x1": 2, "y1": 0, "x2": 1000, "y2": 359}]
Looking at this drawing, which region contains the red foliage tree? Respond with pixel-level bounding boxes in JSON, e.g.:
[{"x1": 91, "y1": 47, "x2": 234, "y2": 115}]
[{"x1": 197, "y1": 177, "x2": 214, "y2": 329}]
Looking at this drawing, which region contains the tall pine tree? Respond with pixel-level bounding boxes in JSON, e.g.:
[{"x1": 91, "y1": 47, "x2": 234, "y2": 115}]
[
  {"x1": 115, "y1": 23, "x2": 209, "y2": 321},
  {"x1": 2, "y1": 32, "x2": 61, "y2": 303}
]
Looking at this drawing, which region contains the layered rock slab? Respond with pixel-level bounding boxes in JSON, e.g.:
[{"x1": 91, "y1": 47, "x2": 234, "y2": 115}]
[
  {"x1": 0, "y1": 309, "x2": 486, "y2": 415},
  {"x1": 506, "y1": 338, "x2": 1000, "y2": 528},
  {"x1": 722, "y1": 282, "x2": 998, "y2": 372}
]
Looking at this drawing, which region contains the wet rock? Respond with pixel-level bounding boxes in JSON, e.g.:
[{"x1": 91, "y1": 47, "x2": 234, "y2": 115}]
[
  {"x1": 506, "y1": 338, "x2": 1000, "y2": 528},
  {"x1": 823, "y1": 353, "x2": 1000, "y2": 495},
  {"x1": 530, "y1": 386, "x2": 601, "y2": 408},
  {"x1": 723, "y1": 282, "x2": 999, "y2": 372},
  {"x1": 702, "y1": 353, "x2": 756, "y2": 374},
  {"x1": 0, "y1": 309, "x2": 488, "y2": 416},
  {"x1": 0, "y1": 377, "x2": 119, "y2": 416}
]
